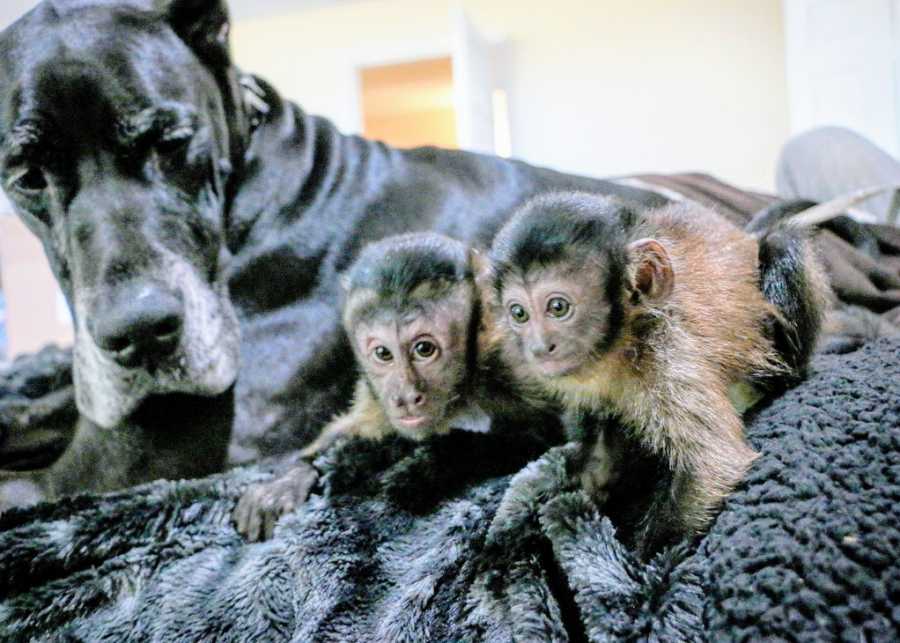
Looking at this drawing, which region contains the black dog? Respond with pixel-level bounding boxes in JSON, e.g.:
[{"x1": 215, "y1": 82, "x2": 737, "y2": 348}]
[{"x1": 0, "y1": 0, "x2": 665, "y2": 504}]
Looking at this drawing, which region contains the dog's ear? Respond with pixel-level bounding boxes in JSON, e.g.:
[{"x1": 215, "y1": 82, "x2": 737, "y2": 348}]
[{"x1": 160, "y1": 0, "x2": 231, "y2": 67}]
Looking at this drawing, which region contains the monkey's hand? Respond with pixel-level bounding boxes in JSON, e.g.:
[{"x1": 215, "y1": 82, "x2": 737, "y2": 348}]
[
  {"x1": 233, "y1": 461, "x2": 320, "y2": 542},
  {"x1": 579, "y1": 433, "x2": 621, "y2": 505},
  {"x1": 567, "y1": 412, "x2": 624, "y2": 505}
]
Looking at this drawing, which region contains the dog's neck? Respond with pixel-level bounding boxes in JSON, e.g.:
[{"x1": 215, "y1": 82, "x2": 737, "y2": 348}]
[
  {"x1": 225, "y1": 72, "x2": 316, "y2": 252},
  {"x1": 223, "y1": 73, "x2": 399, "y2": 301}
]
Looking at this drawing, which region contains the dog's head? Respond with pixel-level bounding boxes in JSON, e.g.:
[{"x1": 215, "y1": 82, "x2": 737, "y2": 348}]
[{"x1": 0, "y1": 0, "x2": 248, "y2": 427}]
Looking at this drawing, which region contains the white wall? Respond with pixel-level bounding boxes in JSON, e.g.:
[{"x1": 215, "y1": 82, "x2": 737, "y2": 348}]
[
  {"x1": 231, "y1": 0, "x2": 790, "y2": 191},
  {"x1": 784, "y1": 0, "x2": 900, "y2": 156}
]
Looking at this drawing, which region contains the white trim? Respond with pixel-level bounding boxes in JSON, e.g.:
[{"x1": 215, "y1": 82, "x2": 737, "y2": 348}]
[{"x1": 783, "y1": 0, "x2": 899, "y2": 155}]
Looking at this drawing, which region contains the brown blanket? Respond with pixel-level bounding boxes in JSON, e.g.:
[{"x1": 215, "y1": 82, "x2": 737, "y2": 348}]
[{"x1": 637, "y1": 172, "x2": 900, "y2": 342}]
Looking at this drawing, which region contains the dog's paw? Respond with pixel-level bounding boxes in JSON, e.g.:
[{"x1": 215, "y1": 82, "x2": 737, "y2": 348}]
[{"x1": 233, "y1": 462, "x2": 319, "y2": 542}]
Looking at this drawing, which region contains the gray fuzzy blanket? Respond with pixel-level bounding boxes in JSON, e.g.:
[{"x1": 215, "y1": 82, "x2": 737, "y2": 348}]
[{"x1": 1, "y1": 338, "x2": 898, "y2": 641}]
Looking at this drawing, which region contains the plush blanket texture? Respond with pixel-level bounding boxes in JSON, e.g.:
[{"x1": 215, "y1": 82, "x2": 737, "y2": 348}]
[{"x1": 0, "y1": 337, "x2": 897, "y2": 641}]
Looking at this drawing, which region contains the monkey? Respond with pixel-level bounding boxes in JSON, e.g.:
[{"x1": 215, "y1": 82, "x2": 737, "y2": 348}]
[
  {"x1": 487, "y1": 191, "x2": 828, "y2": 557},
  {"x1": 234, "y1": 232, "x2": 549, "y2": 541}
]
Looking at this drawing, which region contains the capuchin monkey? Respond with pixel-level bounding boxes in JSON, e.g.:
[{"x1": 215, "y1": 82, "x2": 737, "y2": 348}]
[
  {"x1": 488, "y1": 192, "x2": 828, "y2": 557},
  {"x1": 234, "y1": 233, "x2": 546, "y2": 541}
]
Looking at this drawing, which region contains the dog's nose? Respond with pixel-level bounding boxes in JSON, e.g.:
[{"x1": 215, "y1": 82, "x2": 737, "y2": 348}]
[{"x1": 91, "y1": 285, "x2": 184, "y2": 368}]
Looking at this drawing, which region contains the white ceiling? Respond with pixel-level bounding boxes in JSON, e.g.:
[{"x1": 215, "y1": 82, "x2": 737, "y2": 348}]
[
  {"x1": 229, "y1": 0, "x2": 359, "y2": 21},
  {"x1": 0, "y1": 0, "x2": 359, "y2": 31}
]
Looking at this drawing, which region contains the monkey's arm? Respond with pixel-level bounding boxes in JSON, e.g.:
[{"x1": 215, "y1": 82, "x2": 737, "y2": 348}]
[
  {"x1": 1, "y1": 350, "x2": 79, "y2": 512},
  {"x1": 629, "y1": 386, "x2": 759, "y2": 559},
  {"x1": 578, "y1": 421, "x2": 626, "y2": 506},
  {"x1": 298, "y1": 414, "x2": 359, "y2": 459},
  {"x1": 234, "y1": 379, "x2": 387, "y2": 541},
  {"x1": 563, "y1": 408, "x2": 626, "y2": 505},
  {"x1": 299, "y1": 380, "x2": 388, "y2": 458}
]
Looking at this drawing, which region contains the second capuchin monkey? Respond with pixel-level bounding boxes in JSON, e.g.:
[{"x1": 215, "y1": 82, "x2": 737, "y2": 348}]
[
  {"x1": 488, "y1": 192, "x2": 828, "y2": 557},
  {"x1": 234, "y1": 232, "x2": 545, "y2": 541}
]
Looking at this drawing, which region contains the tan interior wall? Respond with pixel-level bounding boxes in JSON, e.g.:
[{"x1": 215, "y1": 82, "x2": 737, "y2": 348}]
[
  {"x1": 364, "y1": 109, "x2": 457, "y2": 149},
  {"x1": 360, "y1": 57, "x2": 457, "y2": 149}
]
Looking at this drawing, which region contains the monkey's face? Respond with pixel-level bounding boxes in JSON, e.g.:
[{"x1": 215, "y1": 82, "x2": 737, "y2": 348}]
[
  {"x1": 352, "y1": 295, "x2": 471, "y2": 440},
  {"x1": 498, "y1": 263, "x2": 616, "y2": 380}
]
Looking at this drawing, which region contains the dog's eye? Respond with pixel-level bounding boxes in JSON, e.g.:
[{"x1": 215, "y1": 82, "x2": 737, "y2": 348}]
[{"x1": 9, "y1": 166, "x2": 48, "y2": 194}]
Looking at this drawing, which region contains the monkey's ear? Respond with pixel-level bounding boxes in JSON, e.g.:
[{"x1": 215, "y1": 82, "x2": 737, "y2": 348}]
[
  {"x1": 627, "y1": 238, "x2": 674, "y2": 301},
  {"x1": 469, "y1": 247, "x2": 492, "y2": 287},
  {"x1": 339, "y1": 273, "x2": 352, "y2": 292}
]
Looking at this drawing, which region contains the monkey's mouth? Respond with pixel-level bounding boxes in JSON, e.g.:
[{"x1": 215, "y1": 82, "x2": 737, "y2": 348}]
[{"x1": 396, "y1": 415, "x2": 430, "y2": 429}]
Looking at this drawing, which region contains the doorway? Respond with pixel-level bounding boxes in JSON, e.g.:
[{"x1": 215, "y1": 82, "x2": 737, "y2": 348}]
[{"x1": 359, "y1": 56, "x2": 458, "y2": 150}]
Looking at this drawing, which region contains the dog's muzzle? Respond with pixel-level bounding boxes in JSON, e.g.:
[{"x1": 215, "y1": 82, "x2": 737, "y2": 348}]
[{"x1": 72, "y1": 256, "x2": 241, "y2": 429}]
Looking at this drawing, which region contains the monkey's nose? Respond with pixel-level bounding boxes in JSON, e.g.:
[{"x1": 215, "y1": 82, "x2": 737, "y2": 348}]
[
  {"x1": 530, "y1": 341, "x2": 557, "y2": 359},
  {"x1": 392, "y1": 392, "x2": 427, "y2": 409}
]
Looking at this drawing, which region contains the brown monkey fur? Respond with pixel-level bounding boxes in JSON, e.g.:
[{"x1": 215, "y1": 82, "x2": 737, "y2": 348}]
[{"x1": 489, "y1": 192, "x2": 828, "y2": 556}]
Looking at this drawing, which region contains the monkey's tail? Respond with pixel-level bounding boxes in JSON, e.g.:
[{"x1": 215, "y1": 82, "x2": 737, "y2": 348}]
[
  {"x1": 757, "y1": 224, "x2": 830, "y2": 386},
  {"x1": 746, "y1": 186, "x2": 898, "y2": 386},
  {"x1": 745, "y1": 199, "x2": 816, "y2": 235}
]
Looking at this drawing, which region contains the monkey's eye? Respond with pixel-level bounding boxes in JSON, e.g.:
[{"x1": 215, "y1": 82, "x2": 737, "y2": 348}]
[
  {"x1": 509, "y1": 303, "x2": 530, "y2": 324},
  {"x1": 8, "y1": 166, "x2": 48, "y2": 195},
  {"x1": 412, "y1": 340, "x2": 439, "y2": 360},
  {"x1": 546, "y1": 297, "x2": 571, "y2": 319},
  {"x1": 372, "y1": 345, "x2": 394, "y2": 363}
]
